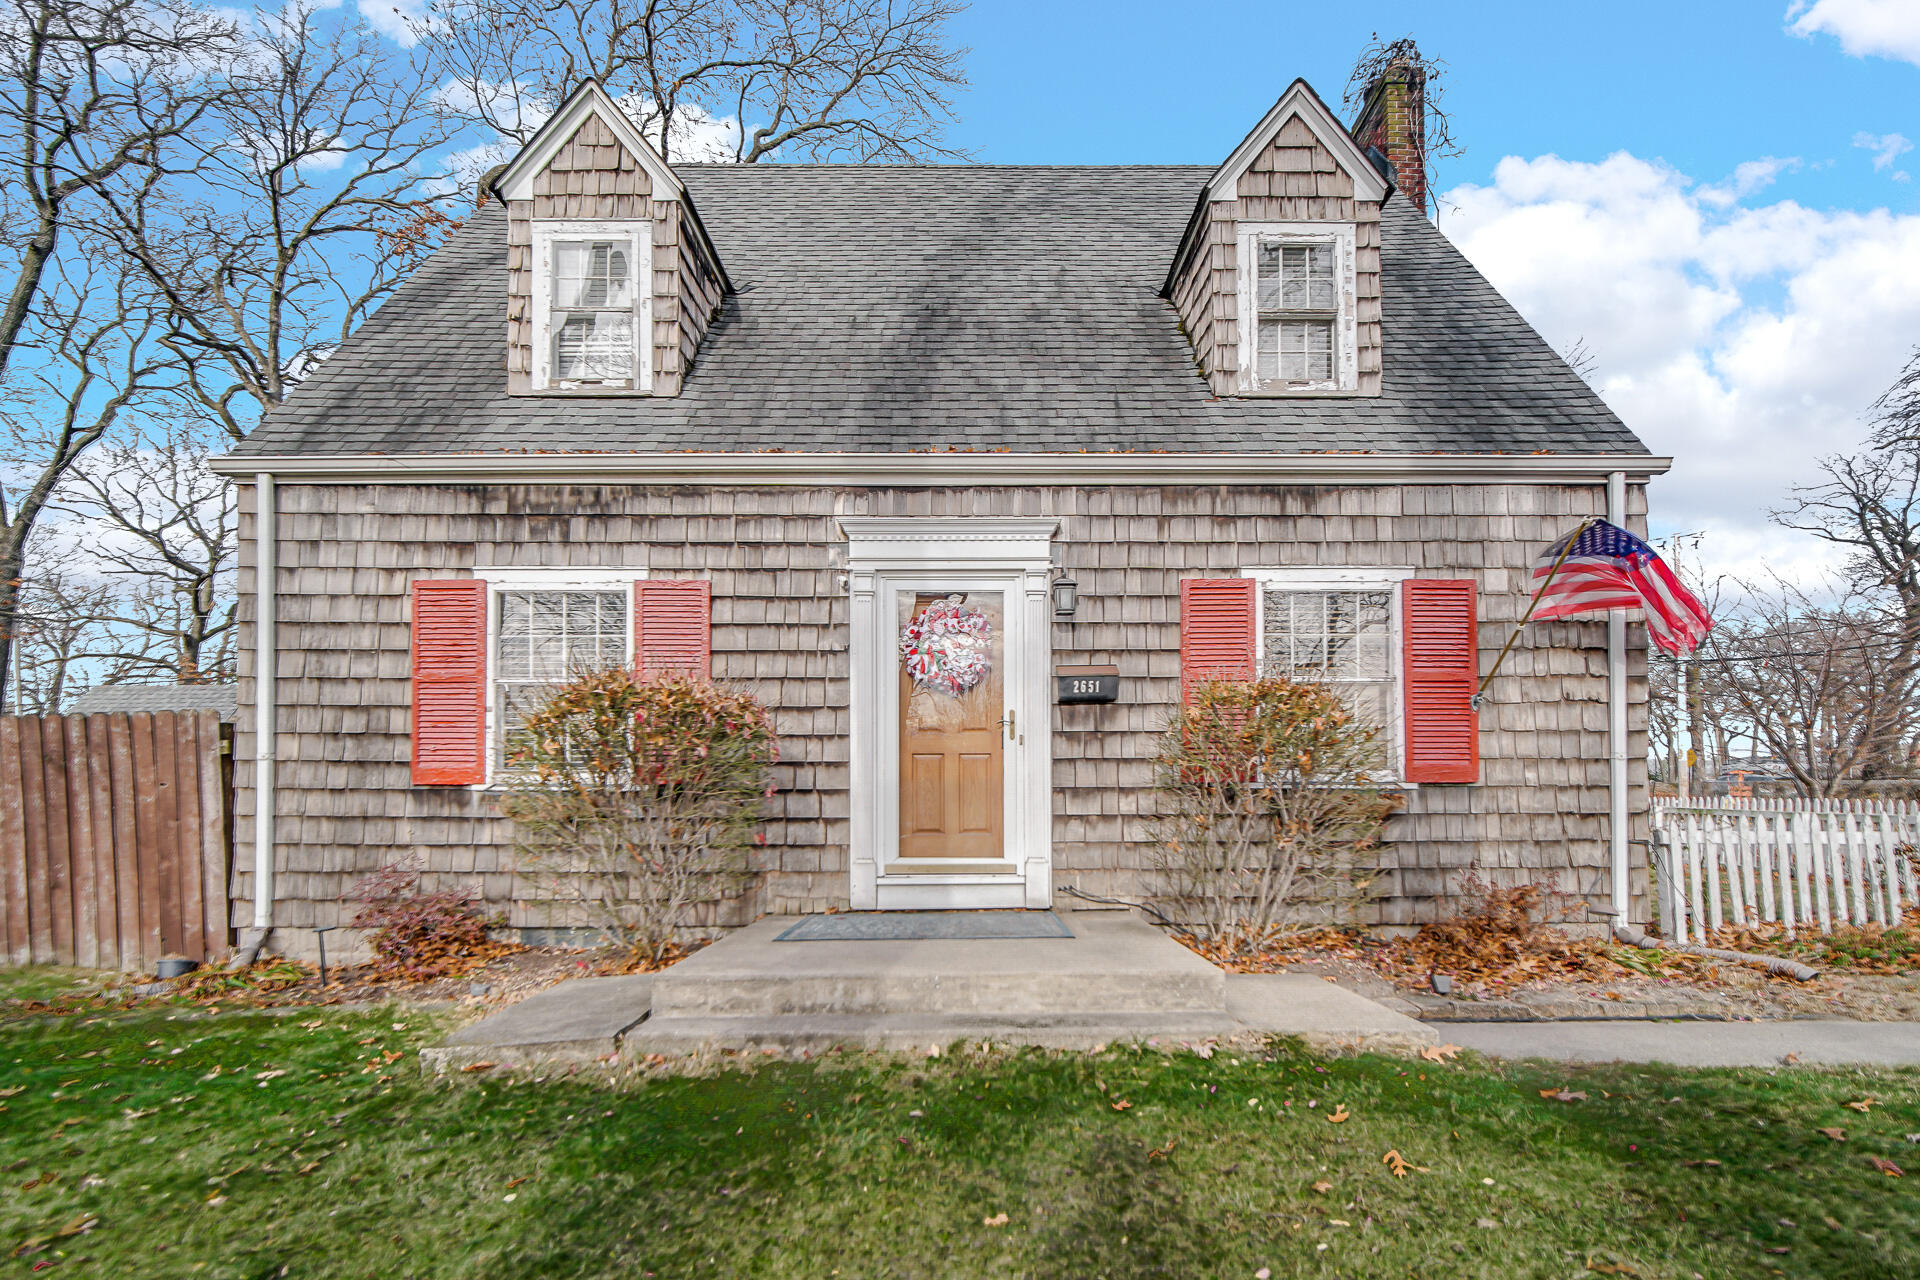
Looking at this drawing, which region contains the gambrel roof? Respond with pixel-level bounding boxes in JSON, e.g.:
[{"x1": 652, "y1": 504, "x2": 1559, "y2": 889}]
[{"x1": 229, "y1": 165, "x2": 1647, "y2": 459}]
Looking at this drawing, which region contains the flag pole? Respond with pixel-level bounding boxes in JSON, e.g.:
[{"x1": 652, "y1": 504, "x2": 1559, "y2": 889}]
[{"x1": 1472, "y1": 517, "x2": 1597, "y2": 706}]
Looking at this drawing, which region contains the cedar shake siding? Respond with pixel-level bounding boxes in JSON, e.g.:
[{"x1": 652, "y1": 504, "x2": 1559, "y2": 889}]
[{"x1": 233, "y1": 480, "x2": 1652, "y2": 947}]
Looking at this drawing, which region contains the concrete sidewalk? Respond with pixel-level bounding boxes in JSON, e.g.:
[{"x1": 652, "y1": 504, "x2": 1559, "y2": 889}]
[{"x1": 1444, "y1": 1020, "x2": 1920, "y2": 1068}]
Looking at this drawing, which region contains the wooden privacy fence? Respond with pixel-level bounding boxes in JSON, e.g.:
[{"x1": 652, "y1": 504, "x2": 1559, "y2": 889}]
[
  {"x1": 1650, "y1": 797, "x2": 1919, "y2": 944},
  {"x1": 0, "y1": 711, "x2": 231, "y2": 971}
]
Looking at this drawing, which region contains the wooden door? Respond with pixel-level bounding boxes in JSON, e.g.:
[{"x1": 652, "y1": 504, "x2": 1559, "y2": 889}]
[{"x1": 897, "y1": 591, "x2": 1005, "y2": 860}]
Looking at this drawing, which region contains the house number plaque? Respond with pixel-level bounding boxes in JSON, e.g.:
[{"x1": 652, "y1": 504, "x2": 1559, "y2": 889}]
[{"x1": 1056, "y1": 664, "x2": 1120, "y2": 705}]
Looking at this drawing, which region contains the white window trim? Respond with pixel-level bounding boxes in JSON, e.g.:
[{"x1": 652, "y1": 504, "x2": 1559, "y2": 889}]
[
  {"x1": 1242, "y1": 566, "x2": 1413, "y2": 785},
  {"x1": 472, "y1": 567, "x2": 646, "y2": 789},
  {"x1": 530, "y1": 220, "x2": 654, "y2": 393},
  {"x1": 1236, "y1": 222, "x2": 1359, "y2": 395}
]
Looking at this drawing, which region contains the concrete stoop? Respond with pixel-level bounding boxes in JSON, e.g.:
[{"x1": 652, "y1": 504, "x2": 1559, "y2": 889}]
[{"x1": 424, "y1": 911, "x2": 1435, "y2": 1070}]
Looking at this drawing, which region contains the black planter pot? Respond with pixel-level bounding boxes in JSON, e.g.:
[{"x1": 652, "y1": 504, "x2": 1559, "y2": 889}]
[{"x1": 155, "y1": 957, "x2": 199, "y2": 980}]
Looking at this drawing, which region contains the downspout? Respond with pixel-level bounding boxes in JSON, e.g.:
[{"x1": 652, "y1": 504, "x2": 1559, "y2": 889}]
[
  {"x1": 234, "y1": 472, "x2": 277, "y2": 965},
  {"x1": 1607, "y1": 472, "x2": 1630, "y2": 923}
]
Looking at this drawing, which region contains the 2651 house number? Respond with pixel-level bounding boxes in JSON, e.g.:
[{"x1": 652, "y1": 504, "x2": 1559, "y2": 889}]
[{"x1": 1056, "y1": 665, "x2": 1120, "y2": 705}]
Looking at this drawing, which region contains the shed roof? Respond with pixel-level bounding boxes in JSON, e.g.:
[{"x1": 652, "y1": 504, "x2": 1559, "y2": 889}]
[
  {"x1": 68, "y1": 684, "x2": 239, "y2": 721},
  {"x1": 230, "y1": 165, "x2": 1645, "y2": 459}
]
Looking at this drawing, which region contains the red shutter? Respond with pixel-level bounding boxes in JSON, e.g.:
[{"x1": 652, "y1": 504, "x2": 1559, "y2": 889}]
[
  {"x1": 1401, "y1": 578, "x2": 1480, "y2": 784},
  {"x1": 1179, "y1": 578, "x2": 1256, "y2": 703},
  {"x1": 410, "y1": 579, "x2": 488, "y2": 785},
  {"x1": 634, "y1": 579, "x2": 712, "y2": 680}
]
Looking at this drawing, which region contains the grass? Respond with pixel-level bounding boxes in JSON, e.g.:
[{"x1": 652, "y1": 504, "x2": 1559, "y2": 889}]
[{"x1": 1, "y1": 989, "x2": 1916, "y2": 1278}]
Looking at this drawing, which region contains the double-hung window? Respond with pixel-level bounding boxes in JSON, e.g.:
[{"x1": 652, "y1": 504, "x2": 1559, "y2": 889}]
[
  {"x1": 481, "y1": 570, "x2": 638, "y2": 778},
  {"x1": 1247, "y1": 569, "x2": 1411, "y2": 780},
  {"x1": 532, "y1": 222, "x2": 651, "y2": 391},
  {"x1": 1237, "y1": 223, "x2": 1357, "y2": 393}
]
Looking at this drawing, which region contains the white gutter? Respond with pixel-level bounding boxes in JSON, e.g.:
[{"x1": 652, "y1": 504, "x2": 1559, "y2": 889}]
[
  {"x1": 208, "y1": 451, "x2": 1672, "y2": 487},
  {"x1": 1607, "y1": 471, "x2": 1630, "y2": 923},
  {"x1": 252, "y1": 472, "x2": 276, "y2": 935}
]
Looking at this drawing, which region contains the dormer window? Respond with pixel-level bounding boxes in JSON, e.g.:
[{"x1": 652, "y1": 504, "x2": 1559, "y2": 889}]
[
  {"x1": 1235, "y1": 222, "x2": 1359, "y2": 394},
  {"x1": 531, "y1": 221, "x2": 653, "y2": 392}
]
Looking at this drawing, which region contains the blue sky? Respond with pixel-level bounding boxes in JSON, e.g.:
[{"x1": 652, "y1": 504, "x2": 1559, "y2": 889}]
[
  {"x1": 936, "y1": 1, "x2": 1920, "y2": 582},
  {"x1": 947, "y1": 1, "x2": 1914, "y2": 214}
]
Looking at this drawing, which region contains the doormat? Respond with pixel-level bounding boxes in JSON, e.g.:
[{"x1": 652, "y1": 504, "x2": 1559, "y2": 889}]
[{"x1": 774, "y1": 911, "x2": 1074, "y2": 942}]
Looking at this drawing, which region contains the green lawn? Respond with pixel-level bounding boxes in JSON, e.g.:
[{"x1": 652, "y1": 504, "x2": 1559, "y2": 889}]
[{"x1": 1, "y1": 989, "x2": 1915, "y2": 1278}]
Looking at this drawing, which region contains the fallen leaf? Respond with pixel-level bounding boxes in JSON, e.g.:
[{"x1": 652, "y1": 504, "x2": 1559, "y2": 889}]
[
  {"x1": 1585, "y1": 1260, "x2": 1638, "y2": 1276},
  {"x1": 1326, "y1": 1105, "x2": 1350, "y2": 1123},
  {"x1": 55, "y1": 1213, "x2": 98, "y2": 1238},
  {"x1": 1475, "y1": 1217, "x2": 1499, "y2": 1229},
  {"x1": 1382, "y1": 1150, "x2": 1410, "y2": 1178},
  {"x1": 1329, "y1": 1219, "x2": 1351, "y2": 1227},
  {"x1": 1843, "y1": 1099, "x2": 1876, "y2": 1114},
  {"x1": 982, "y1": 1212, "x2": 1009, "y2": 1227},
  {"x1": 1419, "y1": 1044, "x2": 1462, "y2": 1063},
  {"x1": 1682, "y1": 1159, "x2": 1722, "y2": 1168},
  {"x1": 1867, "y1": 1156, "x2": 1904, "y2": 1177},
  {"x1": 1111, "y1": 1100, "x2": 1132, "y2": 1112},
  {"x1": 0, "y1": 1087, "x2": 23, "y2": 1098},
  {"x1": 1147, "y1": 1140, "x2": 1177, "y2": 1162},
  {"x1": 1782, "y1": 1052, "x2": 1801, "y2": 1065},
  {"x1": 1817, "y1": 1127, "x2": 1847, "y2": 1142},
  {"x1": 1541, "y1": 1088, "x2": 1589, "y2": 1103},
  {"x1": 297, "y1": 1161, "x2": 324, "y2": 1175},
  {"x1": 299, "y1": 1019, "x2": 324, "y2": 1030},
  {"x1": 1310, "y1": 1180, "x2": 1333, "y2": 1194},
  {"x1": 460, "y1": 1062, "x2": 498, "y2": 1073}
]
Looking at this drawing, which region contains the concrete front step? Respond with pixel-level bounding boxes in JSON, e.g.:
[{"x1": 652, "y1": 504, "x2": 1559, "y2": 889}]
[
  {"x1": 648, "y1": 910, "x2": 1226, "y2": 1019},
  {"x1": 624, "y1": 1011, "x2": 1245, "y2": 1055}
]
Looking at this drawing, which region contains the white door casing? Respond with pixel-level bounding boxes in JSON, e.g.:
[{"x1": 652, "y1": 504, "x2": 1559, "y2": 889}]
[{"x1": 841, "y1": 517, "x2": 1057, "y2": 910}]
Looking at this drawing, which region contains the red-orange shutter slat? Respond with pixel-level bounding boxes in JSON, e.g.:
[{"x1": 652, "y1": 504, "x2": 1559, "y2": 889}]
[
  {"x1": 1401, "y1": 578, "x2": 1480, "y2": 784},
  {"x1": 1179, "y1": 578, "x2": 1257, "y2": 703},
  {"x1": 411, "y1": 579, "x2": 488, "y2": 786},
  {"x1": 634, "y1": 579, "x2": 712, "y2": 680}
]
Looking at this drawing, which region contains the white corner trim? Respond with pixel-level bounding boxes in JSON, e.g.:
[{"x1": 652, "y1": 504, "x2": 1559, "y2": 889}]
[
  {"x1": 1236, "y1": 222, "x2": 1360, "y2": 394},
  {"x1": 528, "y1": 221, "x2": 654, "y2": 393},
  {"x1": 210, "y1": 453, "x2": 1674, "y2": 485},
  {"x1": 1207, "y1": 80, "x2": 1391, "y2": 205},
  {"x1": 494, "y1": 80, "x2": 683, "y2": 205}
]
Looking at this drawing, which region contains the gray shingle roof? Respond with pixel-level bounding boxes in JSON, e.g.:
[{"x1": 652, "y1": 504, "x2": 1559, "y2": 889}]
[
  {"x1": 231, "y1": 165, "x2": 1645, "y2": 458},
  {"x1": 68, "y1": 684, "x2": 239, "y2": 721}
]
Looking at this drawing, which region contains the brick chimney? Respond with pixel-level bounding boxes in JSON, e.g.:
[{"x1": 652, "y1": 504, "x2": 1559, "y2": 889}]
[{"x1": 1351, "y1": 51, "x2": 1428, "y2": 216}]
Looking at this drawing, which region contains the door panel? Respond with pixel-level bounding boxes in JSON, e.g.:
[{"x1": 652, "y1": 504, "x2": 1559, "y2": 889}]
[{"x1": 897, "y1": 590, "x2": 1005, "y2": 860}]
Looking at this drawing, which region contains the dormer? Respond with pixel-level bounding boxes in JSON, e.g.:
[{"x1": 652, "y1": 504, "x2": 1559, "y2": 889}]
[
  {"x1": 491, "y1": 81, "x2": 730, "y2": 397},
  {"x1": 1163, "y1": 79, "x2": 1389, "y2": 398}
]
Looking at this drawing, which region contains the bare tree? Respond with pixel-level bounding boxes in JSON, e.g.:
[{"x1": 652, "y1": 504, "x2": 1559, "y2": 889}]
[
  {"x1": 1694, "y1": 579, "x2": 1915, "y2": 797},
  {"x1": 0, "y1": 0, "x2": 233, "y2": 382},
  {"x1": 0, "y1": 250, "x2": 174, "y2": 707},
  {"x1": 8, "y1": 540, "x2": 120, "y2": 713},
  {"x1": 61, "y1": 420, "x2": 236, "y2": 682},
  {"x1": 1777, "y1": 346, "x2": 1920, "y2": 775},
  {"x1": 421, "y1": 0, "x2": 970, "y2": 163},
  {"x1": 101, "y1": 3, "x2": 462, "y2": 442}
]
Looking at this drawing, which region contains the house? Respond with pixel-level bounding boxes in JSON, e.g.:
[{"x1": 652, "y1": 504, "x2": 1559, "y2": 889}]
[{"x1": 210, "y1": 64, "x2": 1662, "y2": 953}]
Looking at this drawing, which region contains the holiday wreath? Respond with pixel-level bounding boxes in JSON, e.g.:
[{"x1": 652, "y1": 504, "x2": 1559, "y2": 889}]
[{"x1": 900, "y1": 596, "x2": 993, "y2": 697}]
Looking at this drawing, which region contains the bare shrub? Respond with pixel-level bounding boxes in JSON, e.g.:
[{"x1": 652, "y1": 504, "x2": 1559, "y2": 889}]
[
  {"x1": 497, "y1": 669, "x2": 778, "y2": 967},
  {"x1": 1150, "y1": 676, "x2": 1396, "y2": 953}
]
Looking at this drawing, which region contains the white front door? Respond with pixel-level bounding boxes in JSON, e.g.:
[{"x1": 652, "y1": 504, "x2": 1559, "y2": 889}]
[{"x1": 842, "y1": 519, "x2": 1056, "y2": 910}]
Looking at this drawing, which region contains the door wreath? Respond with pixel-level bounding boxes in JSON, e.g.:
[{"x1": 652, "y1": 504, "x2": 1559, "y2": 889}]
[{"x1": 900, "y1": 596, "x2": 993, "y2": 697}]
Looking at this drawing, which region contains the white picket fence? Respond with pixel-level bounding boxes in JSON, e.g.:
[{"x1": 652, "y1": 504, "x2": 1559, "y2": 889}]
[{"x1": 1650, "y1": 798, "x2": 1919, "y2": 943}]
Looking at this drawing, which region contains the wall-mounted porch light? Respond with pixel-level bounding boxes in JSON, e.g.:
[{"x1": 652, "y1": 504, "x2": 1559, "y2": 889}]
[{"x1": 1051, "y1": 572, "x2": 1079, "y2": 620}]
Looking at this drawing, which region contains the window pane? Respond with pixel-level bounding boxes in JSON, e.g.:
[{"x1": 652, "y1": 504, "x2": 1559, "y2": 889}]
[
  {"x1": 494, "y1": 588, "x2": 630, "y2": 765},
  {"x1": 1278, "y1": 320, "x2": 1334, "y2": 381},
  {"x1": 552, "y1": 241, "x2": 632, "y2": 309},
  {"x1": 1256, "y1": 317, "x2": 1280, "y2": 380},
  {"x1": 554, "y1": 312, "x2": 635, "y2": 381},
  {"x1": 1257, "y1": 243, "x2": 1284, "y2": 311}
]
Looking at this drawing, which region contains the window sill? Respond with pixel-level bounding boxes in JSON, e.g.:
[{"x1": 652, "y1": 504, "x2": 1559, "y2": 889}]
[
  {"x1": 1229, "y1": 386, "x2": 1368, "y2": 399},
  {"x1": 510, "y1": 387, "x2": 661, "y2": 399}
]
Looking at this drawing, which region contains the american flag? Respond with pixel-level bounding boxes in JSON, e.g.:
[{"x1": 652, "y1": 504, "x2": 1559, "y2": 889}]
[{"x1": 1530, "y1": 519, "x2": 1714, "y2": 656}]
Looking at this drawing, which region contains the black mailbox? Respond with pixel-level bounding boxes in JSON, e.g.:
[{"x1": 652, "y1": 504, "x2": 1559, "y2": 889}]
[{"x1": 1057, "y1": 664, "x2": 1120, "y2": 705}]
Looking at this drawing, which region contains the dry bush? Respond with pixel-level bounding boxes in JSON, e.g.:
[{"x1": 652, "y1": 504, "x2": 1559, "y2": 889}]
[
  {"x1": 497, "y1": 669, "x2": 777, "y2": 968},
  {"x1": 1150, "y1": 676, "x2": 1396, "y2": 954},
  {"x1": 1379, "y1": 865, "x2": 1611, "y2": 989},
  {"x1": 346, "y1": 859, "x2": 513, "y2": 981}
]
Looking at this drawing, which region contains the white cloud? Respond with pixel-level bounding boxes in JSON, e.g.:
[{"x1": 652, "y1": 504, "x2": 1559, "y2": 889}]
[
  {"x1": 1788, "y1": 0, "x2": 1920, "y2": 66},
  {"x1": 356, "y1": 0, "x2": 427, "y2": 47},
  {"x1": 1697, "y1": 156, "x2": 1799, "y2": 208},
  {"x1": 1442, "y1": 151, "x2": 1920, "y2": 584},
  {"x1": 1852, "y1": 130, "x2": 1913, "y2": 175}
]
